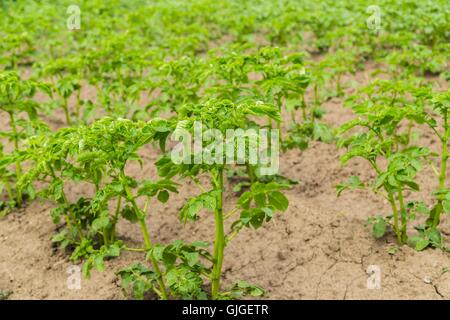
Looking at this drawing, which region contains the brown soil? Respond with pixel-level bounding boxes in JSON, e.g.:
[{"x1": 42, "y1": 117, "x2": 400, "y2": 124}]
[{"x1": 1, "y1": 64, "x2": 450, "y2": 300}]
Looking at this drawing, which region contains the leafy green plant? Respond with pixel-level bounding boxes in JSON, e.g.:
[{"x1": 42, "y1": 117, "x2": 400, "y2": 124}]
[
  {"x1": 337, "y1": 83, "x2": 432, "y2": 244},
  {"x1": 0, "y1": 32, "x2": 34, "y2": 70},
  {"x1": 251, "y1": 47, "x2": 310, "y2": 134},
  {"x1": 20, "y1": 117, "x2": 199, "y2": 299},
  {"x1": 402, "y1": 90, "x2": 450, "y2": 250},
  {"x1": 0, "y1": 71, "x2": 50, "y2": 208},
  {"x1": 118, "y1": 240, "x2": 212, "y2": 300},
  {"x1": 38, "y1": 57, "x2": 83, "y2": 125},
  {"x1": 156, "y1": 99, "x2": 289, "y2": 299}
]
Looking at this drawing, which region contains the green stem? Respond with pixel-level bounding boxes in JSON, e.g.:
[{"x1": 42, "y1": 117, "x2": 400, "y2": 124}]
[
  {"x1": 65, "y1": 215, "x2": 75, "y2": 236},
  {"x1": 124, "y1": 246, "x2": 146, "y2": 252},
  {"x1": 246, "y1": 163, "x2": 256, "y2": 184},
  {"x1": 191, "y1": 177, "x2": 206, "y2": 193},
  {"x1": 301, "y1": 95, "x2": 307, "y2": 121},
  {"x1": 397, "y1": 187, "x2": 407, "y2": 244},
  {"x1": 370, "y1": 160, "x2": 402, "y2": 244},
  {"x1": 226, "y1": 226, "x2": 242, "y2": 244},
  {"x1": 75, "y1": 90, "x2": 81, "y2": 122},
  {"x1": 434, "y1": 110, "x2": 448, "y2": 228},
  {"x1": 138, "y1": 218, "x2": 168, "y2": 300},
  {"x1": 121, "y1": 170, "x2": 168, "y2": 300},
  {"x1": 387, "y1": 187, "x2": 402, "y2": 244},
  {"x1": 314, "y1": 85, "x2": 319, "y2": 106},
  {"x1": 9, "y1": 112, "x2": 22, "y2": 207},
  {"x1": 48, "y1": 167, "x2": 83, "y2": 241},
  {"x1": 62, "y1": 98, "x2": 71, "y2": 126},
  {"x1": 276, "y1": 96, "x2": 283, "y2": 143},
  {"x1": 406, "y1": 120, "x2": 413, "y2": 146},
  {"x1": 103, "y1": 229, "x2": 109, "y2": 246},
  {"x1": 4, "y1": 178, "x2": 14, "y2": 203},
  {"x1": 110, "y1": 196, "x2": 122, "y2": 242},
  {"x1": 211, "y1": 168, "x2": 225, "y2": 300},
  {"x1": 224, "y1": 208, "x2": 238, "y2": 220},
  {"x1": 336, "y1": 75, "x2": 342, "y2": 96}
]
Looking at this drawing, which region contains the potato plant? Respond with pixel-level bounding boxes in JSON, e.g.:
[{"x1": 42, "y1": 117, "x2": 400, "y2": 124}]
[
  {"x1": 37, "y1": 57, "x2": 83, "y2": 125},
  {"x1": 1, "y1": 0, "x2": 450, "y2": 302},
  {"x1": 21, "y1": 117, "x2": 214, "y2": 299},
  {"x1": 338, "y1": 81, "x2": 450, "y2": 248},
  {"x1": 154, "y1": 99, "x2": 288, "y2": 299},
  {"x1": 20, "y1": 118, "x2": 176, "y2": 273},
  {"x1": 0, "y1": 71, "x2": 50, "y2": 209},
  {"x1": 409, "y1": 90, "x2": 450, "y2": 250}
]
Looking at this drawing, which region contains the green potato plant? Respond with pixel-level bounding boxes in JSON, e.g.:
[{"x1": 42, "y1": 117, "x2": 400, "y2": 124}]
[
  {"x1": 38, "y1": 57, "x2": 83, "y2": 125},
  {"x1": 19, "y1": 117, "x2": 169, "y2": 266},
  {"x1": 408, "y1": 90, "x2": 450, "y2": 250},
  {"x1": 251, "y1": 47, "x2": 310, "y2": 131},
  {"x1": 156, "y1": 99, "x2": 288, "y2": 299},
  {"x1": 2, "y1": 0, "x2": 450, "y2": 301},
  {"x1": 20, "y1": 117, "x2": 214, "y2": 299},
  {"x1": 118, "y1": 240, "x2": 213, "y2": 300},
  {"x1": 0, "y1": 32, "x2": 34, "y2": 70},
  {"x1": 206, "y1": 45, "x2": 254, "y2": 103},
  {"x1": 0, "y1": 71, "x2": 50, "y2": 208},
  {"x1": 337, "y1": 82, "x2": 433, "y2": 245},
  {"x1": 152, "y1": 55, "x2": 207, "y2": 115}
]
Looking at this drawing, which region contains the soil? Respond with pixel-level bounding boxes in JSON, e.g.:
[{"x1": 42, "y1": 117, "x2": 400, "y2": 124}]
[{"x1": 1, "y1": 63, "x2": 450, "y2": 300}]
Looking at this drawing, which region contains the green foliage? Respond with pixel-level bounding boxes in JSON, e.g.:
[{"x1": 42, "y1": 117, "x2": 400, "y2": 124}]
[
  {"x1": 1, "y1": 0, "x2": 449, "y2": 302},
  {"x1": 339, "y1": 80, "x2": 449, "y2": 248},
  {"x1": 156, "y1": 98, "x2": 288, "y2": 299},
  {"x1": 0, "y1": 71, "x2": 50, "y2": 209},
  {"x1": 118, "y1": 240, "x2": 211, "y2": 300}
]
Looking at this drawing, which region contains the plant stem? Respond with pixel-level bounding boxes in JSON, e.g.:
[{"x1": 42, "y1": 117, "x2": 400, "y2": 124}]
[
  {"x1": 301, "y1": 95, "x2": 307, "y2": 121},
  {"x1": 397, "y1": 187, "x2": 407, "y2": 244},
  {"x1": 110, "y1": 196, "x2": 122, "y2": 242},
  {"x1": 211, "y1": 168, "x2": 225, "y2": 300},
  {"x1": 62, "y1": 98, "x2": 71, "y2": 126},
  {"x1": 8, "y1": 112, "x2": 22, "y2": 207},
  {"x1": 139, "y1": 218, "x2": 168, "y2": 300},
  {"x1": 433, "y1": 110, "x2": 448, "y2": 228},
  {"x1": 246, "y1": 163, "x2": 256, "y2": 184},
  {"x1": 314, "y1": 85, "x2": 319, "y2": 106},
  {"x1": 336, "y1": 75, "x2": 342, "y2": 96},
  {"x1": 103, "y1": 229, "x2": 109, "y2": 246},
  {"x1": 75, "y1": 90, "x2": 81, "y2": 122},
  {"x1": 226, "y1": 226, "x2": 242, "y2": 243},
  {"x1": 65, "y1": 215, "x2": 75, "y2": 236},
  {"x1": 224, "y1": 208, "x2": 238, "y2": 220},
  {"x1": 406, "y1": 120, "x2": 413, "y2": 146},
  {"x1": 370, "y1": 160, "x2": 402, "y2": 244},
  {"x1": 191, "y1": 177, "x2": 206, "y2": 193},
  {"x1": 123, "y1": 246, "x2": 146, "y2": 252},
  {"x1": 276, "y1": 96, "x2": 283, "y2": 143},
  {"x1": 4, "y1": 178, "x2": 14, "y2": 203},
  {"x1": 48, "y1": 167, "x2": 84, "y2": 241},
  {"x1": 121, "y1": 170, "x2": 168, "y2": 300},
  {"x1": 387, "y1": 187, "x2": 402, "y2": 244}
]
